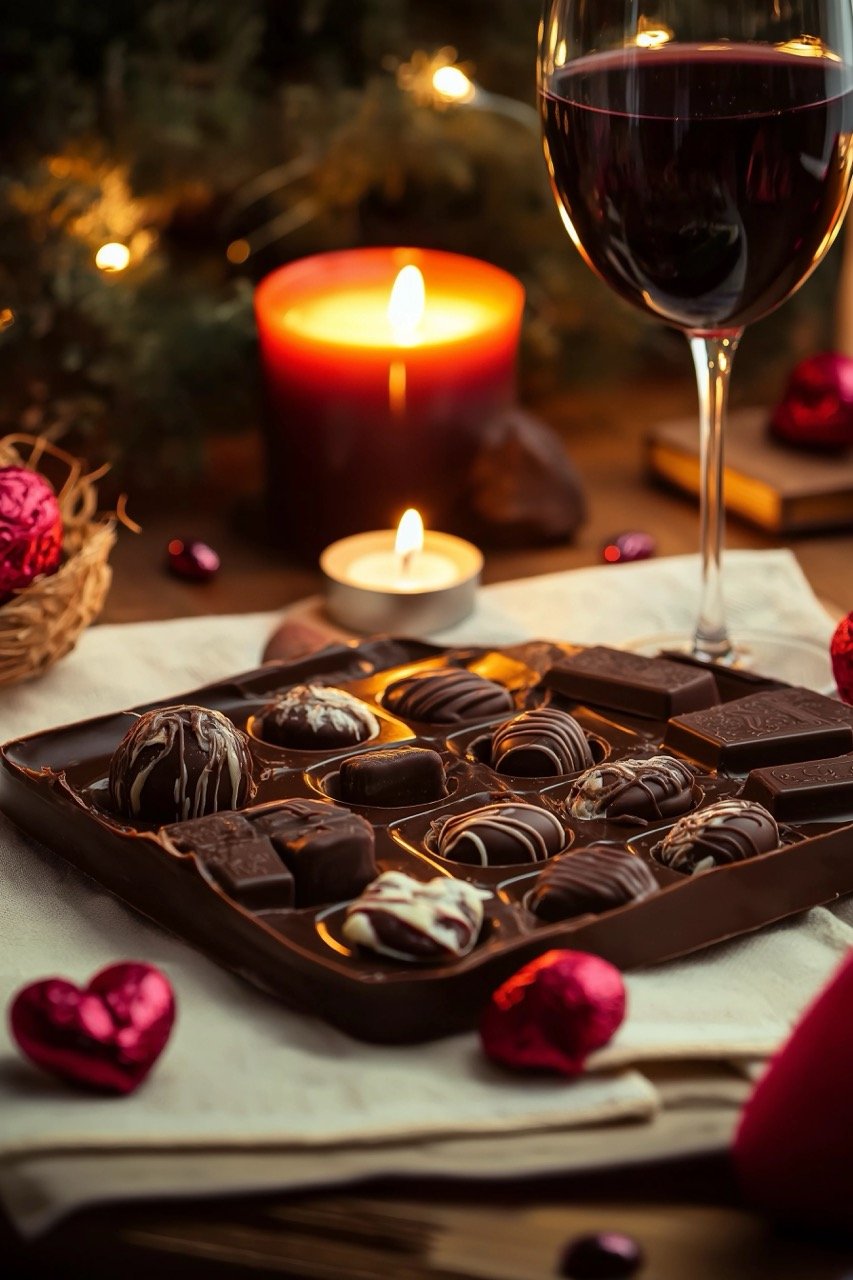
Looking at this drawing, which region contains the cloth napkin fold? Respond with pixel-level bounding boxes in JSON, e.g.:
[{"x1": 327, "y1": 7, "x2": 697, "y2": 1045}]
[{"x1": 0, "y1": 549, "x2": 847, "y2": 1237}]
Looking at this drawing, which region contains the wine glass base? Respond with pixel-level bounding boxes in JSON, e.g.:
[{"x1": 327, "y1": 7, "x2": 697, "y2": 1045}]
[{"x1": 624, "y1": 628, "x2": 836, "y2": 694}]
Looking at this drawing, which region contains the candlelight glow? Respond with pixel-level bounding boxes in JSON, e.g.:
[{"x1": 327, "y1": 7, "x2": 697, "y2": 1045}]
[
  {"x1": 387, "y1": 266, "x2": 426, "y2": 343},
  {"x1": 95, "y1": 242, "x2": 130, "y2": 272},
  {"x1": 635, "y1": 26, "x2": 673, "y2": 48},
  {"x1": 776, "y1": 35, "x2": 840, "y2": 59},
  {"x1": 432, "y1": 64, "x2": 475, "y2": 104},
  {"x1": 395, "y1": 508, "x2": 424, "y2": 560}
]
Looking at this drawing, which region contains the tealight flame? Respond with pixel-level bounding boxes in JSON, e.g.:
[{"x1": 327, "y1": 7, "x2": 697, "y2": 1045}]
[
  {"x1": 395, "y1": 508, "x2": 424, "y2": 576},
  {"x1": 388, "y1": 266, "x2": 426, "y2": 344},
  {"x1": 95, "y1": 242, "x2": 131, "y2": 272},
  {"x1": 432, "y1": 64, "x2": 475, "y2": 104}
]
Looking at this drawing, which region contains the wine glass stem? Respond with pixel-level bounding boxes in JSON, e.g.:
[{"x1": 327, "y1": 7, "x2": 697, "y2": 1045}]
[{"x1": 688, "y1": 330, "x2": 743, "y2": 663}]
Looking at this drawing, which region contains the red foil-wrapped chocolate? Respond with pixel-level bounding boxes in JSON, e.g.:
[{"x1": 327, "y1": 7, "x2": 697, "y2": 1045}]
[
  {"x1": 0, "y1": 465, "x2": 63, "y2": 603},
  {"x1": 9, "y1": 961, "x2": 176, "y2": 1095},
  {"x1": 479, "y1": 949, "x2": 626, "y2": 1076},
  {"x1": 831, "y1": 612, "x2": 853, "y2": 705},
  {"x1": 166, "y1": 537, "x2": 220, "y2": 583},
  {"x1": 769, "y1": 353, "x2": 853, "y2": 450}
]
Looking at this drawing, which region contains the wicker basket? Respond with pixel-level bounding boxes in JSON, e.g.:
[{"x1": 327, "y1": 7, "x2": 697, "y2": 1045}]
[{"x1": 0, "y1": 434, "x2": 121, "y2": 686}]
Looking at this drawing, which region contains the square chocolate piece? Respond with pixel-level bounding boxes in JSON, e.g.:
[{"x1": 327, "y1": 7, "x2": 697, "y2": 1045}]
[
  {"x1": 206, "y1": 836, "x2": 295, "y2": 910},
  {"x1": 255, "y1": 798, "x2": 376, "y2": 907},
  {"x1": 664, "y1": 692, "x2": 853, "y2": 772},
  {"x1": 163, "y1": 813, "x2": 295, "y2": 910},
  {"x1": 543, "y1": 646, "x2": 718, "y2": 719},
  {"x1": 741, "y1": 754, "x2": 853, "y2": 821}
]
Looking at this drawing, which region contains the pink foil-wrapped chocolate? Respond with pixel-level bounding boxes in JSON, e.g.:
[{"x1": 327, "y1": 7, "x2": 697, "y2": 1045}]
[
  {"x1": 9, "y1": 961, "x2": 176, "y2": 1095},
  {"x1": 769, "y1": 353, "x2": 853, "y2": 450},
  {"x1": 0, "y1": 465, "x2": 63, "y2": 603},
  {"x1": 831, "y1": 611, "x2": 853, "y2": 705},
  {"x1": 479, "y1": 949, "x2": 626, "y2": 1076}
]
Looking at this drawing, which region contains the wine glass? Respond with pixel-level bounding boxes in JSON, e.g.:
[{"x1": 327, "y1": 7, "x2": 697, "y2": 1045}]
[{"x1": 538, "y1": 0, "x2": 853, "y2": 681}]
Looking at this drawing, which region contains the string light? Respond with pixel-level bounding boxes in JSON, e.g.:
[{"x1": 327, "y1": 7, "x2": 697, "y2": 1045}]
[{"x1": 95, "y1": 242, "x2": 131, "y2": 272}]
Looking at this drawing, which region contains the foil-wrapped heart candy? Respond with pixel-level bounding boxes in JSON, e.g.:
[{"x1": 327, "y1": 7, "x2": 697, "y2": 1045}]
[{"x1": 9, "y1": 961, "x2": 176, "y2": 1095}]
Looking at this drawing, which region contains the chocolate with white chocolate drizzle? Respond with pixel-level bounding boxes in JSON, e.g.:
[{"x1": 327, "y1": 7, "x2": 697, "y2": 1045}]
[
  {"x1": 109, "y1": 704, "x2": 255, "y2": 825},
  {"x1": 567, "y1": 755, "x2": 696, "y2": 824}
]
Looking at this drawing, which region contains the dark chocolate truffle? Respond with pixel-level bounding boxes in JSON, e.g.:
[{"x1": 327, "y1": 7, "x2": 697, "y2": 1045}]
[
  {"x1": 337, "y1": 747, "x2": 446, "y2": 807},
  {"x1": 342, "y1": 870, "x2": 488, "y2": 962},
  {"x1": 651, "y1": 798, "x2": 780, "y2": 875},
  {"x1": 568, "y1": 755, "x2": 695, "y2": 824},
  {"x1": 109, "y1": 705, "x2": 255, "y2": 825},
  {"x1": 256, "y1": 684, "x2": 379, "y2": 750},
  {"x1": 490, "y1": 707, "x2": 593, "y2": 777},
  {"x1": 254, "y1": 798, "x2": 376, "y2": 906},
  {"x1": 383, "y1": 667, "x2": 513, "y2": 724},
  {"x1": 433, "y1": 802, "x2": 566, "y2": 867},
  {"x1": 527, "y1": 845, "x2": 658, "y2": 923}
]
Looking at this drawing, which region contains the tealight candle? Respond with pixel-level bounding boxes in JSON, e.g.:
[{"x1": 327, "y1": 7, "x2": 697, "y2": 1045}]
[
  {"x1": 321, "y1": 509, "x2": 482, "y2": 634},
  {"x1": 254, "y1": 247, "x2": 524, "y2": 556}
]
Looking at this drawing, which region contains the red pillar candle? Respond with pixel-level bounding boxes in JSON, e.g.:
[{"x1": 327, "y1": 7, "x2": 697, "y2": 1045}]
[{"x1": 254, "y1": 247, "x2": 524, "y2": 554}]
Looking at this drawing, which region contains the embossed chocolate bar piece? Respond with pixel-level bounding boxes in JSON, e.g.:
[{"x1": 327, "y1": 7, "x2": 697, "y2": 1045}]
[
  {"x1": 543, "y1": 646, "x2": 718, "y2": 719},
  {"x1": 741, "y1": 754, "x2": 853, "y2": 821},
  {"x1": 163, "y1": 814, "x2": 295, "y2": 909},
  {"x1": 664, "y1": 693, "x2": 853, "y2": 772}
]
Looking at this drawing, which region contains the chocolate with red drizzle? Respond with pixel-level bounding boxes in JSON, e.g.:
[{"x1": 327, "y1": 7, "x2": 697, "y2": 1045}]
[{"x1": 343, "y1": 869, "x2": 488, "y2": 962}]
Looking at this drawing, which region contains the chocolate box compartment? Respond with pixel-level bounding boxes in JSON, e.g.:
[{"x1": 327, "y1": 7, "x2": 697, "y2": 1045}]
[{"x1": 4, "y1": 638, "x2": 853, "y2": 1044}]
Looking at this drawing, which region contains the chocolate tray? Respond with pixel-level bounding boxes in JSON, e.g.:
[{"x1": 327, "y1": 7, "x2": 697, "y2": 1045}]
[{"x1": 3, "y1": 638, "x2": 853, "y2": 1044}]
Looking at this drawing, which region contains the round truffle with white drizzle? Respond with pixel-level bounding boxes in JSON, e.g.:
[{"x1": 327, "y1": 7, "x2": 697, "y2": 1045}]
[
  {"x1": 109, "y1": 704, "x2": 256, "y2": 825},
  {"x1": 652, "y1": 797, "x2": 780, "y2": 875},
  {"x1": 432, "y1": 802, "x2": 567, "y2": 867},
  {"x1": 567, "y1": 755, "x2": 696, "y2": 824},
  {"x1": 256, "y1": 684, "x2": 379, "y2": 750},
  {"x1": 342, "y1": 870, "x2": 489, "y2": 962}
]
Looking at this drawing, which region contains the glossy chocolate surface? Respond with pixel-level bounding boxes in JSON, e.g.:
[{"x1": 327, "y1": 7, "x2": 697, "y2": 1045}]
[
  {"x1": 544, "y1": 646, "x2": 719, "y2": 719},
  {"x1": 664, "y1": 689, "x2": 853, "y2": 772},
  {"x1": 3, "y1": 638, "x2": 853, "y2": 1044}
]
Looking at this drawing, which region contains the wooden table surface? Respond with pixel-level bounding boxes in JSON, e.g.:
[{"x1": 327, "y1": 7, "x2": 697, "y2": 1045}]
[{"x1": 5, "y1": 377, "x2": 852, "y2": 1278}]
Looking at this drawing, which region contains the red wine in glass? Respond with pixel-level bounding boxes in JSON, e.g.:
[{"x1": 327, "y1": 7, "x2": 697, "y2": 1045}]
[
  {"x1": 539, "y1": 34, "x2": 853, "y2": 674},
  {"x1": 541, "y1": 45, "x2": 853, "y2": 333}
]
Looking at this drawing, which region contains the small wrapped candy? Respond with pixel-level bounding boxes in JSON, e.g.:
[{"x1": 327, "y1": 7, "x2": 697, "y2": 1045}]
[
  {"x1": 769, "y1": 353, "x2": 853, "y2": 450},
  {"x1": 166, "y1": 537, "x2": 220, "y2": 582},
  {"x1": 0, "y1": 465, "x2": 63, "y2": 603},
  {"x1": 479, "y1": 949, "x2": 626, "y2": 1076},
  {"x1": 831, "y1": 611, "x2": 853, "y2": 705},
  {"x1": 9, "y1": 961, "x2": 176, "y2": 1095},
  {"x1": 601, "y1": 531, "x2": 656, "y2": 565},
  {"x1": 558, "y1": 1231, "x2": 644, "y2": 1279}
]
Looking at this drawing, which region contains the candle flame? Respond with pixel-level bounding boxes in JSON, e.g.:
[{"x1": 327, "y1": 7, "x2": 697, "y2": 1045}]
[
  {"x1": 395, "y1": 508, "x2": 424, "y2": 559},
  {"x1": 95, "y1": 242, "x2": 131, "y2": 272},
  {"x1": 388, "y1": 266, "x2": 426, "y2": 344}
]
